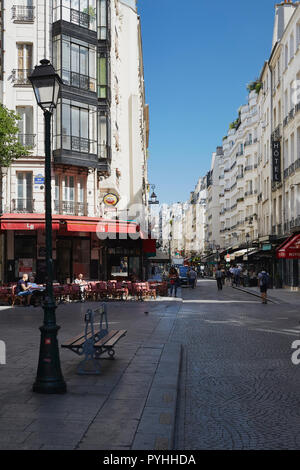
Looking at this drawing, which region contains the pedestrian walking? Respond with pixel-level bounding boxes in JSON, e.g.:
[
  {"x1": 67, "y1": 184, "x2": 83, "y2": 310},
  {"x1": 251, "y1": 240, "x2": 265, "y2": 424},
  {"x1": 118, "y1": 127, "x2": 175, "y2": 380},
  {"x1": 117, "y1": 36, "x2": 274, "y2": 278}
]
[
  {"x1": 258, "y1": 269, "x2": 270, "y2": 304},
  {"x1": 168, "y1": 267, "x2": 180, "y2": 297},
  {"x1": 188, "y1": 267, "x2": 197, "y2": 289},
  {"x1": 215, "y1": 266, "x2": 223, "y2": 291}
]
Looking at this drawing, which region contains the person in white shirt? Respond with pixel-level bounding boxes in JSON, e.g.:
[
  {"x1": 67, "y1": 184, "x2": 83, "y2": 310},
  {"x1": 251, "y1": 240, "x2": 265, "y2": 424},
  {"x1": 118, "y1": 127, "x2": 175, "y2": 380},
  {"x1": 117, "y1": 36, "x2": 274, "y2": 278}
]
[{"x1": 74, "y1": 273, "x2": 88, "y2": 302}]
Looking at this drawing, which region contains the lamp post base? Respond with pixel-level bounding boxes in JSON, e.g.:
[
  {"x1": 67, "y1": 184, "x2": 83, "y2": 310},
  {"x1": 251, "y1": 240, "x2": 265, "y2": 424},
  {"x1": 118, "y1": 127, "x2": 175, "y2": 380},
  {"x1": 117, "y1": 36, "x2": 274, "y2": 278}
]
[{"x1": 32, "y1": 323, "x2": 67, "y2": 395}]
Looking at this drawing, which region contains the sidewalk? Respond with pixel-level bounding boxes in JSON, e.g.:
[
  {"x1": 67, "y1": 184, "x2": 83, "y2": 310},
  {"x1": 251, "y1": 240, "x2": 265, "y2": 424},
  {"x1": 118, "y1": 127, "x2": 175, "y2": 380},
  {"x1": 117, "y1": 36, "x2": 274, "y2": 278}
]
[
  {"x1": 0, "y1": 299, "x2": 182, "y2": 450},
  {"x1": 232, "y1": 285, "x2": 300, "y2": 305}
]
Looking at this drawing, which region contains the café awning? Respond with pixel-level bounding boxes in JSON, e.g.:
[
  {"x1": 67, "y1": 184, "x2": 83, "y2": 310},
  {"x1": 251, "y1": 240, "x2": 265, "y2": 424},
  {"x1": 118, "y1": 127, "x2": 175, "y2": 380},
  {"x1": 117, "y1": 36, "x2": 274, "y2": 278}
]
[
  {"x1": 0, "y1": 213, "x2": 145, "y2": 237},
  {"x1": 0, "y1": 214, "x2": 60, "y2": 231},
  {"x1": 276, "y1": 233, "x2": 300, "y2": 259}
]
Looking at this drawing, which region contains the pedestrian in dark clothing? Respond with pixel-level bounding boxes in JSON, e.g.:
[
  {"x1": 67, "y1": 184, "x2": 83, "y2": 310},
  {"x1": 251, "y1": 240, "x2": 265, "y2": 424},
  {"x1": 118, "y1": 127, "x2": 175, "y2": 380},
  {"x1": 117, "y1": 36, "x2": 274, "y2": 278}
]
[
  {"x1": 258, "y1": 269, "x2": 270, "y2": 304},
  {"x1": 215, "y1": 267, "x2": 223, "y2": 291}
]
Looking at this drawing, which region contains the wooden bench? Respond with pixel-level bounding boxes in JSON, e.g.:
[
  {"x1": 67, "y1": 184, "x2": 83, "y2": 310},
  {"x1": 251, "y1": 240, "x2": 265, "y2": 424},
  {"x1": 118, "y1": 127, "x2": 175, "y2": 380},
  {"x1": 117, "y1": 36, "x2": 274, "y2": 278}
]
[{"x1": 61, "y1": 303, "x2": 127, "y2": 375}]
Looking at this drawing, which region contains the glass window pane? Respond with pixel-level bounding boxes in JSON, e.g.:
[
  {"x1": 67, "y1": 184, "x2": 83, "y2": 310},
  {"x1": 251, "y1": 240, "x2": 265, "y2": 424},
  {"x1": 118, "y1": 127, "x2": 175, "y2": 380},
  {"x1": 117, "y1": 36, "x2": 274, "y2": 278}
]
[
  {"x1": 80, "y1": 47, "x2": 88, "y2": 76},
  {"x1": 72, "y1": 107, "x2": 80, "y2": 136},
  {"x1": 80, "y1": 109, "x2": 89, "y2": 139},
  {"x1": 71, "y1": 43, "x2": 79, "y2": 72},
  {"x1": 62, "y1": 103, "x2": 70, "y2": 136}
]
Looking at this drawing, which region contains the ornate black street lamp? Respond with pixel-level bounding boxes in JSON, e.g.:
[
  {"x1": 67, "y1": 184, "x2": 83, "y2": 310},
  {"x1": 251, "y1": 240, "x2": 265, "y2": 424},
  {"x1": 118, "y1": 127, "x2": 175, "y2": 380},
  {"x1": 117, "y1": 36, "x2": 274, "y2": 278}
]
[
  {"x1": 29, "y1": 59, "x2": 66, "y2": 394},
  {"x1": 149, "y1": 185, "x2": 159, "y2": 205}
]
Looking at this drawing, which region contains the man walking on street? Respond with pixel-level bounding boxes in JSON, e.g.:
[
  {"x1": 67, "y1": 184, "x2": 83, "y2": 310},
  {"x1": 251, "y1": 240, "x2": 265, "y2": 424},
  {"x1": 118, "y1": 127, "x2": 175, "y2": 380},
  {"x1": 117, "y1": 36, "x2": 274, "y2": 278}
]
[
  {"x1": 258, "y1": 269, "x2": 270, "y2": 304},
  {"x1": 189, "y1": 267, "x2": 197, "y2": 289},
  {"x1": 215, "y1": 266, "x2": 223, "y2": 291}
]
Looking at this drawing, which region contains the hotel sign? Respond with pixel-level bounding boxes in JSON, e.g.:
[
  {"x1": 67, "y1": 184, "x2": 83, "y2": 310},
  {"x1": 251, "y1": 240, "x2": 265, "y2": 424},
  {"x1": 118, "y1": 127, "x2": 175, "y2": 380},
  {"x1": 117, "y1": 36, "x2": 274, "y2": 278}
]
[{"x1": 272, "y1": 141, "x2": 281, "y2": 182}]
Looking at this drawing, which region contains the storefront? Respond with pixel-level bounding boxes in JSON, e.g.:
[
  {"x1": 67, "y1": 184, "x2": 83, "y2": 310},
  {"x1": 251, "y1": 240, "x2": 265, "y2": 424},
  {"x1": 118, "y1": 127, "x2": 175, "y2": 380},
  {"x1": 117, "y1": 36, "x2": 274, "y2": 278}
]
[
  {"x1": 0, "y1": 213, "x2": 145, "y2": 283},
  {"x1": 276, "y1": 233, "x2": 300, "y2": 289}
]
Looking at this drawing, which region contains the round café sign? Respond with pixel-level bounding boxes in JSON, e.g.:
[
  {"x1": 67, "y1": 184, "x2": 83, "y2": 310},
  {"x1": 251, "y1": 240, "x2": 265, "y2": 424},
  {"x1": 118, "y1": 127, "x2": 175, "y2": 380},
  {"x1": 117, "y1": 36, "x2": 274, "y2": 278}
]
[{"x1": 103, "y1": 193, "x2": 119, "y2": 206}]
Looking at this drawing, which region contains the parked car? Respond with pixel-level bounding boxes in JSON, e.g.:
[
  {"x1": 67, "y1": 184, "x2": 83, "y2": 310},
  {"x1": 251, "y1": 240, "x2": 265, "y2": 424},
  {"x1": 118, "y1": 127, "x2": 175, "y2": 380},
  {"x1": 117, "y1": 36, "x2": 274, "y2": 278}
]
[{"x1": 179, "y1": 266, "x2": 190, "y2": 286}]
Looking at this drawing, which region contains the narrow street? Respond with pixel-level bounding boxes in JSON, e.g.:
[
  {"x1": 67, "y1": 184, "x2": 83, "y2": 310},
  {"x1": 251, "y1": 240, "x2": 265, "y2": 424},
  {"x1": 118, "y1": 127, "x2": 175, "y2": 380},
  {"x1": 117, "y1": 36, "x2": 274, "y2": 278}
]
[{"x1": 173, "y1": 279, "x2": 300, "y2": 450}]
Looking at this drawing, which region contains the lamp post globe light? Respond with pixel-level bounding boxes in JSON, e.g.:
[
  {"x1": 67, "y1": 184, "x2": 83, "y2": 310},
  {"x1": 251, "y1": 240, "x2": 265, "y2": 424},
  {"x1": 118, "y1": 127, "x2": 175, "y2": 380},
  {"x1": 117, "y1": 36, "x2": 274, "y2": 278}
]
[{"x1": 29, "y1": 59, "x2": 66, "y2": 394}]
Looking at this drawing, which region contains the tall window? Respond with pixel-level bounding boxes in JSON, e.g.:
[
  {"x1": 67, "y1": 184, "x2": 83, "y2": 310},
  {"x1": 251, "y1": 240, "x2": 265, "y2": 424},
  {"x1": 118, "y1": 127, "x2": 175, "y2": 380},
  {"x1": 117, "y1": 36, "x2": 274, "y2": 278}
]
[
  {"x1": 297, "y1": 23, "x2": 300, "y2": 49},
  {"x1": 16, "y1": 106, "x2": 34, "y2": 147},
  {"x1": 290, "y1": 34, "x2": 294, "y2": 60},
  {"x1": 55, "y1": 98, "x2": 97, "y2": 154},
  {"x1": 15, "y1": 43, "x2": 32, "y2": 84},
  {"x1": 16, "y1": 172, "x2": 33, "y2": 212},
  {"x1": 97, "y1": 0, "x2": 109, "y2": 40},
  {"x1": 98, "y1": 107, "x2": 111, "y2": 159},
  {"x1": 97, "y1": 50, "x2": 110, "y2": 99},
  {"x1": 54, "y1": 174, "x2": 87, "y2": 215},
  {"x1": 53, "y1": 35, "x2": 96, "y2": 92},
  {"x1": 53, "y1": 0, "x2": 96, "y2": 30}
]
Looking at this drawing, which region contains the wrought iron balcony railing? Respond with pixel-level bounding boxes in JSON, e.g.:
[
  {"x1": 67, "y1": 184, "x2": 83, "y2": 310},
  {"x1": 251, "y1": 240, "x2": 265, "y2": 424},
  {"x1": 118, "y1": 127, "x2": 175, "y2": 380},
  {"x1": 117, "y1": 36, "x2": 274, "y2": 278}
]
[
  {"x1": 12, "y1": 69, "x2": 32, "y2": 85},
  {"x1": 70, "y1": 8, "x2": 95, "y2": 29},
  {"x1": 62, "y1": 69, "x2": 96, "y2": 93},
  {"x1": 11, "y1": 198, "x2": 34, "y2": 213},
  {"x1": 54, "y1": 200, "x2": 88, "y2": 216},
  {"x1": 12, "y1": 5, "x2": 35, "y2": 22}
]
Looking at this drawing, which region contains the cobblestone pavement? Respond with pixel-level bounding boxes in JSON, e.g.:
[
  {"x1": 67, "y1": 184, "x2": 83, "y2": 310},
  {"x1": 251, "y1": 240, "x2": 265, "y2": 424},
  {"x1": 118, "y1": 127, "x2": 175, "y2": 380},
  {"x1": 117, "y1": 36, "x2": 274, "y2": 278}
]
[
  {"x1": 0, "y1": 298, "x2": 182, "y2": 450},
  {"x1": 173, "y1": 280, "x2": 300, "y2": 450}
]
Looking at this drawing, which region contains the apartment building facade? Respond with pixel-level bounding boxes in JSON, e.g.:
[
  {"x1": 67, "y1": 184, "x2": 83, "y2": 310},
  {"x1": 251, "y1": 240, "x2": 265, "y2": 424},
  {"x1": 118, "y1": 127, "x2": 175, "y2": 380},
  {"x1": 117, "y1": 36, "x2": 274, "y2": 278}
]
[
  {"x1": 202, "y1": 1, "x2": 300, "y2": 287},
  {"x1": 0, "y1": 0, "x2": 149, "y2": 283}
]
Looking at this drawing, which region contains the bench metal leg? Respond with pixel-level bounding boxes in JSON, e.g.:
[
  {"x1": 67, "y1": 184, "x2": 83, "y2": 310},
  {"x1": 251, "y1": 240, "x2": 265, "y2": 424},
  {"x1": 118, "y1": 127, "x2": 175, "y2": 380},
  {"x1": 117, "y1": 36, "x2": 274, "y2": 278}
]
[{"x1": 77, "y1": 339, "x2": 102, "y2": 375}]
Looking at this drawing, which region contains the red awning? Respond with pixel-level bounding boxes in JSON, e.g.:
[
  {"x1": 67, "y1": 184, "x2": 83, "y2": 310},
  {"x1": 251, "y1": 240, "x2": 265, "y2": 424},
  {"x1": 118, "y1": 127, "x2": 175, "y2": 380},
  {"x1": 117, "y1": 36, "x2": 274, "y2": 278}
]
[
  {"x1": 0, "y1": 214, "x2": 60, "y2": 231},
  {"x1": 276, "y1": 233, "x2": 300, "y2": 259},
  {"x1": 66, "y1": 219, "x2": 143, "y2": 236},
  {"x1": 0, "y1": 213, "x2": 144, "y2": 237}
]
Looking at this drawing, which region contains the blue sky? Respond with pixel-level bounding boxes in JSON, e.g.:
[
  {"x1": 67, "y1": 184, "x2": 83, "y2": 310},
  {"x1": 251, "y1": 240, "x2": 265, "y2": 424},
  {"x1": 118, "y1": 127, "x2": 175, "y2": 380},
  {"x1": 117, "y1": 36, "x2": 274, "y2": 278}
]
[{"x1": 138, "y1": 0, "x2": 278, "y2": 204}]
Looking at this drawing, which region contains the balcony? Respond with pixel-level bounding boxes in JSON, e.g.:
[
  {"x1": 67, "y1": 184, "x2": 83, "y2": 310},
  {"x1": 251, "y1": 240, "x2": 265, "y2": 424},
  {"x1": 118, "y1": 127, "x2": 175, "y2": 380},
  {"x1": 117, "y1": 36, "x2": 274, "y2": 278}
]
[
  {"x1": 62, "y1": 69, "x2": 96, "y2": 93},
  {"x1": 11, "y1": 198, "x2": 34, "y2": 213},
  {"x1": 70, "y1": 8, "x2": 94, "y2": 29},
  {"x1": 54, "y1": 200, "x2": 88, "y2": 216},
  {"x1": 244, "y1": 139, "x2": 253, "y2": 147},
  {"x1": 12, "y1": 5, "x2": 35, "y2": 22},
  {"x1": 18, "y1": 134, "x2": 35, "y2": 149},
  {"x1": 245, "y1": 190, "x2": 253, "y2": 197},
  {"x1": 12, "y1": 69, "x2": 32, "y2": 86},
  {"x1": 236, "y1": 151, "x2": 244, "y2": 157},
  {"x1": 272, "y1": 125, "x2": 281, "y2": 141}
]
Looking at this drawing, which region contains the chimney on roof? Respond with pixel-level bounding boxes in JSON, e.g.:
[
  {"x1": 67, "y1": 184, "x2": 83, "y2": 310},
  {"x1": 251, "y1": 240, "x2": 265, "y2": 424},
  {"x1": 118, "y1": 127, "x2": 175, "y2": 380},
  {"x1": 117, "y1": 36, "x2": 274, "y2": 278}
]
[{"x1": 272, "y1": 0, "x2": 296, "y2": 48}]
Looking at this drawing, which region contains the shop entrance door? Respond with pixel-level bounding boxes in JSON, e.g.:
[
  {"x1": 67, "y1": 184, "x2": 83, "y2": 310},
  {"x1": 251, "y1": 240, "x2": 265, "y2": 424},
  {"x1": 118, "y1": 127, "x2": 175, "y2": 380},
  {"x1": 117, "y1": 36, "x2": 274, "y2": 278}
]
[{"x1": 56, "y1": 239, "x2": 72, "y2": 283}]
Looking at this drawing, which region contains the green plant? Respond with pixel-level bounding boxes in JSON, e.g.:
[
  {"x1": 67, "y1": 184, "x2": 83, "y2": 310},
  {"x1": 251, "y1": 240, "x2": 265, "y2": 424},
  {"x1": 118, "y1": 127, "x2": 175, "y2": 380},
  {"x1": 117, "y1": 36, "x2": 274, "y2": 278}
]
[
  {"x1": 247, "y1": 79, "x2": 262, "y2": 94},
  {"x1": 0, "y1": 104, "x2": 29, "y2": 167}
]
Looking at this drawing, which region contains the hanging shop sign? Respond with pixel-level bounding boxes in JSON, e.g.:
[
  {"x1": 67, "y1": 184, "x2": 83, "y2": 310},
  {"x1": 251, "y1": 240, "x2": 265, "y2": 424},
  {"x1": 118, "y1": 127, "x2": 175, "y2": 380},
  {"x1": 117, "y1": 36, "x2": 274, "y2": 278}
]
[
  {"x1": 103, "y1": 193, "x2": 119, "y2": 207},
  {"x1": 272, "y1": 141, "x2": 281, "y2": 182}
]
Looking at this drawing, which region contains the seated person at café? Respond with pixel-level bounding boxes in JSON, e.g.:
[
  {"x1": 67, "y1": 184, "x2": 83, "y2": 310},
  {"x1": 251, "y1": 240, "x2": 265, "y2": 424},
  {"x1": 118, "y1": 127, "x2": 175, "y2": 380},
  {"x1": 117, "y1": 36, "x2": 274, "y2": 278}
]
[
  {"x1": 74, "y1": 273, "x2": 88, "y2": 302},
  {"x1": 28, "y1": 276, "x2": 45, "y2": 306},
  {"x1": 16, "y1": 273, "x2": 32, "y2": 306}
]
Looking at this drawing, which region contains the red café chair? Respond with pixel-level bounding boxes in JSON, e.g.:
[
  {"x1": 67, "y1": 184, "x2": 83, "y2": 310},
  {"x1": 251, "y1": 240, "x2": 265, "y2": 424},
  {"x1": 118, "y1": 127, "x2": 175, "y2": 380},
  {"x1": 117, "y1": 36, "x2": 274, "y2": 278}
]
[
  {"x1": 70, "y1": 284, "x2": 81, "y2": 301},
  {"x1": 123, "y1": 281, "x2": 133, "y2": 296},
  {"x1": 10, "y1": 284, "x2": 24, "y2": 307},
  {"x1": 107, "y1": 281, "x2": 117, "y2": 299},
  {"x1": 96, "y1": 281, "x2": 108, "y2": 300},
  {"x1": 133, "y1": 282, "x2": 147, "y2": 301},
  {"x1": 115, "y1": 282, "x2": 129, "y2": 300},
  {"x1": 0, "y1": 286, "x2": 12, "y2": 305},
  {"x1": 87, "y1": 281, "x2": 97, "y2": 301},
  {"x1": 61, "y1": 284, "x2": 71, "y2": 302}
]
